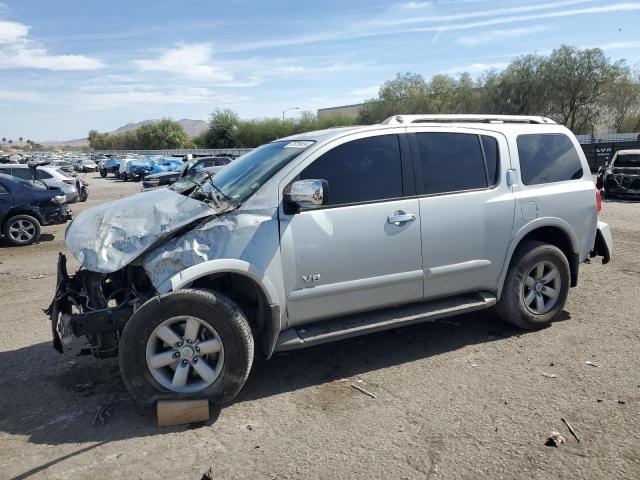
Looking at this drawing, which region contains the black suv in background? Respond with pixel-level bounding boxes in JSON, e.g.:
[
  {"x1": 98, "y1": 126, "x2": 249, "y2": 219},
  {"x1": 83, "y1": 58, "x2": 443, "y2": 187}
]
[
  {"x1": 0, "y1": 174, "x2": 71, "y2": 246},
  {"x1": 142, "y1": 156, "x2": 231, "y2": 188}
]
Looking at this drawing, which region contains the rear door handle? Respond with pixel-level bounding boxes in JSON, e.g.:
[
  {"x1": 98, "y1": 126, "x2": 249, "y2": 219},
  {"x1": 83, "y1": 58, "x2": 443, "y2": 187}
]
[{"x1": 387, "y1": 212, "x2": 416, "y2": 225}]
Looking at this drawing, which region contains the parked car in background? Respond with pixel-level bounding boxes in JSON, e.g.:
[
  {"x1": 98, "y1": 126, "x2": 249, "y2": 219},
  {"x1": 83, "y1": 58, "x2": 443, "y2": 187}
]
[
  {"x1": 596, "y1": 149, "x2": 640, "y2": 199},
  {"x1": 77, "y1": 159, "x2": 98, "y2": 172},
  {"x1": 141, "y1": 157, "x2": 185, "y2": 188},
  {"x1": 0, "y1": 164, "x2": 80, "y2": 203},
  {"x1": 50, "y1": 114, "x2": 611, "y2": 406},
  {"x1": 123, "y1": 158, "x2": 154, "y2": 182},
  {"x1": 0, "y1": 174, "x2": 70, "y2": 246},
  {"x1": 142, "y1": 156, "x2": 230, "y2": 188},
  {"x1": 99, "y1": 158, "x2": 121, "y2": 178}
]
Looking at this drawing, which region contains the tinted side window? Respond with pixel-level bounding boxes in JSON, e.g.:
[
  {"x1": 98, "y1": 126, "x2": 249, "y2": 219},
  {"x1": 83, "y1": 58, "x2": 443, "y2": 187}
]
[
  {"x1": 517, "y1": 134, "x2": 583, "y2": 185},
  {"x1": 300, "y1": 135, "x2": 403, "y2": 206},
  {"x1": 0, "y1": 182, "x2": 9, "y2": 194},
  {"x1": 37, "y1": 170, "x2": 53, "y2": 179},
  {"x1": 414, "y1": 133, "x2": 487, "y2": 194},
  {"x1": 481, "y1": 135, "x2": 499, "y2": 186}
]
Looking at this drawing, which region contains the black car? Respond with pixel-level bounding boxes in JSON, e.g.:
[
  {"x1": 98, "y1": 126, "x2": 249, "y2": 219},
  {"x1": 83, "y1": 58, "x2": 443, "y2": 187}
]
[
  {"x1": 142, "y1": 156, "x2": 231, "y2": 188},
  {"x1": 0, "y1": 174, "x2": 71, "y2": 246},
  {"x1": 596, "y1": 149, "x2": 640, "y2": 199}
]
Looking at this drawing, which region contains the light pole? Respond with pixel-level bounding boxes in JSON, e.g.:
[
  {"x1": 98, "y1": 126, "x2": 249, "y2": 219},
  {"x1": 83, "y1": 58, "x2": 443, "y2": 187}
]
[{"x1": 282, "y1": 107, "x2": 300, "y2": 121}]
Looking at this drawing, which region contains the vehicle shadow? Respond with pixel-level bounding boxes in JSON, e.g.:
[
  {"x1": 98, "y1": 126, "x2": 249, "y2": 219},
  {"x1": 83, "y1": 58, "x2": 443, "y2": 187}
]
[
  {"x1": 0, "y1": 308, "x2": 564, "y2": 449},
  {"x1": 0, "y1": 233, "x2": 55, "y2": 248}
]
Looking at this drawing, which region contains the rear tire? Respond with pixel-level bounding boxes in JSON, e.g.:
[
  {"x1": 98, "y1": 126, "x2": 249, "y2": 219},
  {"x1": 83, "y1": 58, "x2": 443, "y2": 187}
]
[
  {"x1": 2, "y1": 214, "x2": 41, "y2": 246},
  {"x1": 119, "y1": 289, "x2": 254, "y2": 407},
  {"x1": 99, "y1": 169, "x2": 107, "y2": 178},
  {"x1": 496, "y1": 241, "x2": 570, "y2": 329}
]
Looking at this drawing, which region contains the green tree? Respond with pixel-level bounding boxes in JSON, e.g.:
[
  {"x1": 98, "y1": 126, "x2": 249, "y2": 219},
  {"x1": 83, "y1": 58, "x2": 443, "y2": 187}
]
[
  {"x1": 205, "y1": 109, "x2": 239, "y2": 148},
  {"x1": 542, "y1": 46, "x2": 619, "y2": 133}
]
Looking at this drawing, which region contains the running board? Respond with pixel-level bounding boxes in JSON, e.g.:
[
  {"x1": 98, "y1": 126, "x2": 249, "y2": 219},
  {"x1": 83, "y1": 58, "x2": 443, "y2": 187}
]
[{"x1": 275, "y1": 292, "x2": 496, "y2": 352}]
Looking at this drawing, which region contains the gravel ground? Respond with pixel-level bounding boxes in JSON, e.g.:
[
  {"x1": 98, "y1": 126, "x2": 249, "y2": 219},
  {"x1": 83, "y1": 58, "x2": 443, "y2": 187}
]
[{"x1": 0, "y1": 177, "x2": 638, "y2": 480}]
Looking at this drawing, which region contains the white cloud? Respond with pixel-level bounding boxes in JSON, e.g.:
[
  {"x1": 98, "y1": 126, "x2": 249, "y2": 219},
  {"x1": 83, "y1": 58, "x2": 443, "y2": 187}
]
[
  {"x1": 0, "y1": 20, "x2": 28, "y2": 43},
  {"x1": 134, "y1": 43, "x2": 234, "y2": 82},
  {"x1": 456, "y1": 25, "x2": 551, "y2": 46},
  {"x1": 0, "y1": 19, "x2": 104, "y2": 70},
  {"x1": 441, "y1": 62, "x2": 509, "y2": 74}
]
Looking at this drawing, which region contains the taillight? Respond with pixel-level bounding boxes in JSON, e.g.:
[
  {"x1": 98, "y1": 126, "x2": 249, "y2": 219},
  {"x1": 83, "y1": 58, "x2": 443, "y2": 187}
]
[{"x1": 596, "y1": 189, "x2": 602, "y2": 213}]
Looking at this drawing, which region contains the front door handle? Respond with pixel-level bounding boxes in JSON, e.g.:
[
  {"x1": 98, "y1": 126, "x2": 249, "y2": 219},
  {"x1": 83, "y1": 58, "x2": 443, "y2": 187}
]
[{"x1": 387, "y1": 211, "x2": 416, "y2": 225}]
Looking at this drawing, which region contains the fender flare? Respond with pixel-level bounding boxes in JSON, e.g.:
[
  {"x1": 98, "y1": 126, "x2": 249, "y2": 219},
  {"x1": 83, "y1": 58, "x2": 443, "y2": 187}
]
[
  {"x1": 497, "y1": 217, "x2": 579, "y2": 298},
  {"x1": 159, "y1": 259, "x2": 282, "y2": 357}
]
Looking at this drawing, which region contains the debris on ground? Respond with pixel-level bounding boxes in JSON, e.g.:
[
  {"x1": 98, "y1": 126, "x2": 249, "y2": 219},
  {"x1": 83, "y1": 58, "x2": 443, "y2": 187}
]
[
  {"x1": 545, "y1": 431, "x2": 566, "y2": 447},
  {"x1": 541, "y1": 372, "x2": 557, "y2": 378},
  {"x1": 561, "y1": 417, "x2": 581, "y2": 443},
  {"x1": 618, "y1": 399, "x2": 626, "y2": 405},
  {"x1": 351, "y1": 383, "x2": 377, "y2": 399},
  {"x1": 157, "y1": 399, "x2": 209, "y2": 427},
  {"x1": 91, "y1": 399, "x2": 119, "y2": 426},
  {"x1": 201, "y1": 467, "x2": 215, "y2": 480},
  {"x1": 585, "y1": 361, "x2": 599, "y2": 367},
  {"x1": 28, "y1": 274, "x2": 46, "y2": 280}
]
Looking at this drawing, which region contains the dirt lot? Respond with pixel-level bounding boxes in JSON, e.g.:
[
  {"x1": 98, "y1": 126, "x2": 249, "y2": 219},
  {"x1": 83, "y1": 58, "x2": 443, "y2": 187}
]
[{"x1": 0, "y1": 176, "x2": 638, "y2": 480}]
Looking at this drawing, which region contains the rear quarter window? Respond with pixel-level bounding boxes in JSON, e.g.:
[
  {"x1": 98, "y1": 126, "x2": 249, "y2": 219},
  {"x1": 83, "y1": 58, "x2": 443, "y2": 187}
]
[{"x1": 517, "y1": 133, "x2": 583, "y2": 185}]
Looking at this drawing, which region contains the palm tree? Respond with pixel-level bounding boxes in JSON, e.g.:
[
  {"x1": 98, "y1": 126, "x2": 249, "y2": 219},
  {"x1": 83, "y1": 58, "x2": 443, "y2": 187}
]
[
  {"x1": 19, "y1": 137, "x2": 23, "y2": 146},
  {"x1": 8, "y1": 139, "x2": 13, "y2": 148},
  {"x1": 1, "y1": 137, "x2": 5, "y2": 146}
]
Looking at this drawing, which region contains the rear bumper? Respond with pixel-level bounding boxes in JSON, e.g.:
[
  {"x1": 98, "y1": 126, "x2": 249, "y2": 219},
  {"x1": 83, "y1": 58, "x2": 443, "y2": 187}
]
[{"x1": 590, "y1": 221, "x2": 612, "y2": 264}]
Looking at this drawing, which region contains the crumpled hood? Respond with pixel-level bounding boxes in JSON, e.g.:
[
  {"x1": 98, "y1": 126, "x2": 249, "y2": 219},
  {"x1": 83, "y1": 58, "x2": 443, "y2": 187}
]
[{"x1": 65, "y1": 188, "x2": 215, "y2": 273}]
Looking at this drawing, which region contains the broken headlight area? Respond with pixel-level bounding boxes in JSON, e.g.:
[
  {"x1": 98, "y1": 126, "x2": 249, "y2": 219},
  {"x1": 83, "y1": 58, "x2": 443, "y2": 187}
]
[{"x1": 45, "y1": 253, "x2": 155, "y2": 358}]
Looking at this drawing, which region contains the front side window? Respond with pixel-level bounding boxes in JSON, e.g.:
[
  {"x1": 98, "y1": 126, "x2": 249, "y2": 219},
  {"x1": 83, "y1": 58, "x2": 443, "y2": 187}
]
[
  {"x1": 413, "y1": 132, "x2": 490, "y2": 195},
  {"x1": 37, "y1": 169, "x2": 53, "y2": 179},
  {"x1": 517, "y1": 133, "x2": 583, "y2": 185},
  {"x1": 300, "y1": 135, "x2": 403, "y2": 206},
  {"x1": 0, "y1": 182, "x2": 9, "y2": 194}
]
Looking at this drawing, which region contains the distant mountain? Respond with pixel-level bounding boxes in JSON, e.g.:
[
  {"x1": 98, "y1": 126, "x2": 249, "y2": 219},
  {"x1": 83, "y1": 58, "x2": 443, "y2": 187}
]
[{"x1": 42, "y1": 118, "x2": 209, "y2": 147}]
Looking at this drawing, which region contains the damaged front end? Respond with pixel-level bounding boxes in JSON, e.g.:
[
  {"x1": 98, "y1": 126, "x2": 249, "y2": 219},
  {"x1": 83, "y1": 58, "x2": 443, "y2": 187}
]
[
  {"x1": 46, "y1": 253, "x2": 154, "y2": 357},
  {"x1": 46, "y1": 187, "x2": 221, "y2": 357}
]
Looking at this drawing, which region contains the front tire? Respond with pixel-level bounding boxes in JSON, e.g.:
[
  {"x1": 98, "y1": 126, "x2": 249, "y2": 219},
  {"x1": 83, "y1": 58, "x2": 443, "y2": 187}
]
[
  {"x1": 119, "y1": 289, "x2": 254, "y2": 407},
  {"x1": 2, "y1": 214, "x2": 41, "y2": 246},
  {"x1": 496, "y1": 241, "x2": 570, "y2": 329},
  {"x1": 99, "y1": 169, "x2": 107, "y2": 178}
]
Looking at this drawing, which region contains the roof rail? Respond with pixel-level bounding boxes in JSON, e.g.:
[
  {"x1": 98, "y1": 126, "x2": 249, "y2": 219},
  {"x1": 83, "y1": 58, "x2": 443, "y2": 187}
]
[{"x1": 381, "y1": 114, "x2": 557, "y2": 126}]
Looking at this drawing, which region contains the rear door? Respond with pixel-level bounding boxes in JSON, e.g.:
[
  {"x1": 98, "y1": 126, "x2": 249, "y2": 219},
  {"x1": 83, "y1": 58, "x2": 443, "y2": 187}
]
[
  {"x1": 408, "y1": 129, "x2": 515, "y2": 299},
  {"x1": 279, "y1": 131, "x2": 423, "y2": 326}
]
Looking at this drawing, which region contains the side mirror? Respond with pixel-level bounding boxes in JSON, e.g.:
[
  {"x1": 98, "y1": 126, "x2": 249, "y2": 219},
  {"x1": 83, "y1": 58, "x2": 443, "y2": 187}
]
[{"x1": 285, "y1": 179, "x2": 328, "y2": 209}]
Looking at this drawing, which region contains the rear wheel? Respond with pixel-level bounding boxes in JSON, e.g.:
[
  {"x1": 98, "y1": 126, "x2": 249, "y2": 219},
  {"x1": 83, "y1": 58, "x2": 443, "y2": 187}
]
[
  {"x1": 99, "y1": 169, "x2": 107, "y2": 178},
  {"x1": 119, "y1": 289, "x2": 254, "y2": 407},
  {"x1": 496, "y1": 241, "x2": 570, "y2": 329},
  {"x1": 2, "y1": 214, "x2": 41, "y2": 246}
]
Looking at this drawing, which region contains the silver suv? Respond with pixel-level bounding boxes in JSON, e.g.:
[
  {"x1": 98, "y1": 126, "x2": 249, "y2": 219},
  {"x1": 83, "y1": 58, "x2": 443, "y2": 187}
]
[{"x1": 48, "y1": 114, "x2": 612, "y2": 406}]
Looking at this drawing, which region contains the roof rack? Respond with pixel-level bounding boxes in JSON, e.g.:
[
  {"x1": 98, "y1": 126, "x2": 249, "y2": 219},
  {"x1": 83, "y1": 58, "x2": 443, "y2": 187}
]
[{"x1": 381, "y1": 114, "x2": 557, "y2": 125}]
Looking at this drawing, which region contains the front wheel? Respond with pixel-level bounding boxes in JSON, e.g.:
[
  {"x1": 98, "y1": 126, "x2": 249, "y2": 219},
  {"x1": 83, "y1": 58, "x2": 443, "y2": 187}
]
[
  {"x1": 2, "y1": 214, "x2": 41, "y2": 246},
  {"x1": 119, "y1": 289, "x2": 254, "y2": 407},
  {"x1": 99, "y1": 169, "x2": 107, "y2": 178},
  {"x1": 496, "y1": 241, "x2": 570, "y2": 329}
]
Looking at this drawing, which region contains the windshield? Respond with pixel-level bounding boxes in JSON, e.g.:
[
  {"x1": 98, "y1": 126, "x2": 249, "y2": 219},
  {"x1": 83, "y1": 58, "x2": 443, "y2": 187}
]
[
  {"x1": 614, "y1": 154, "x2": 640, "y2": 168},
  {"x1": 210, "y1": 140, "x2": 314, "y2": 202}
]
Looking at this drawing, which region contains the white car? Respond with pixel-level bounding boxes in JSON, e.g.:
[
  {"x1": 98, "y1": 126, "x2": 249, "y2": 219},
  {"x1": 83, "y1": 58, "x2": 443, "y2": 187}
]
[{"x1": 0, "y1": 164, "x2": 79, "y2": 202}]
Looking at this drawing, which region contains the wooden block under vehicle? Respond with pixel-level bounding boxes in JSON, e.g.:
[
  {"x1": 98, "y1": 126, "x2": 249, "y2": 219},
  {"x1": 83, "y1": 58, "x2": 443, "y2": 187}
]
[{"x1": 157, "y1": 400, "x2": 210, "y2": 427}]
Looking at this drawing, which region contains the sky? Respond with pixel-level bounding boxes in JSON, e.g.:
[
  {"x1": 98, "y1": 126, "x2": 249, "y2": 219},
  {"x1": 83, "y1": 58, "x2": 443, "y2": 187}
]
[{"x1": 0, "y1": 0, "x2": 639, "y2": 141}]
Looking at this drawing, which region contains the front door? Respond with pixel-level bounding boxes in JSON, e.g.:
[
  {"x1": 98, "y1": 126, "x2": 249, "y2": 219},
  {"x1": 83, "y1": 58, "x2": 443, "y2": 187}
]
[
  {"x1": 408, "y1": 130, "x2": 515, "y2": 299},
  {"x1": 279, "y1": 132, "x2": 424, "y2": 326}
]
